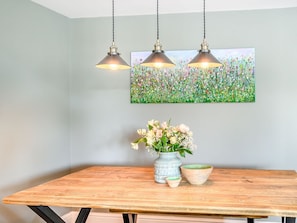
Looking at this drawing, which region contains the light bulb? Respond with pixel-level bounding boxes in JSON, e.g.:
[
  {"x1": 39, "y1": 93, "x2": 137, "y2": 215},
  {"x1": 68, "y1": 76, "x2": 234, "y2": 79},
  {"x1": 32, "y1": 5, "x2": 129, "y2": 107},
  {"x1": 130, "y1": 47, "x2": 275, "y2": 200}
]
[
  {"x1": 155, "y1": 62, "x2": 164, "y2": 68},
  {"x1": 109, "y1": 64, "x2": 119, "y2": 70},
  {"x1": 201, "y1": 62, "x2": 209, "y2": 69}
]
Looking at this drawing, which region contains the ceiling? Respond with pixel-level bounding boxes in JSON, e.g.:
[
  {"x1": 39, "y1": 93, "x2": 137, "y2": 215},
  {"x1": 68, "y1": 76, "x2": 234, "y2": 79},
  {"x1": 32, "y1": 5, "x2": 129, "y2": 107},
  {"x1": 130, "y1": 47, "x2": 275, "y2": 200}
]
[{"x1": 31, "y1": 0, "x2": 297, "y2": 18}]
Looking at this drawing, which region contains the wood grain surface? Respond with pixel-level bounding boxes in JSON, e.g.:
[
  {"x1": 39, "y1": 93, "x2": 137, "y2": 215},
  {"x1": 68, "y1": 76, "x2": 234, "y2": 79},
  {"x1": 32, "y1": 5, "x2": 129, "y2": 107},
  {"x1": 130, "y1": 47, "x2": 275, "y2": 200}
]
[{"x1": 3, "y1": 166, "x2": 297, "y2": 218}]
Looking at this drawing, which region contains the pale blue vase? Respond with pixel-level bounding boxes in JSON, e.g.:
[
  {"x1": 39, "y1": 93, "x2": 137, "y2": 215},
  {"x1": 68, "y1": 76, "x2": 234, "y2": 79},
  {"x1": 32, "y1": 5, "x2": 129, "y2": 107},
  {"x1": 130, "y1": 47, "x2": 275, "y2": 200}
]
[{"x1": 154, "y1": 152, "x2": 182, "y2": 184}]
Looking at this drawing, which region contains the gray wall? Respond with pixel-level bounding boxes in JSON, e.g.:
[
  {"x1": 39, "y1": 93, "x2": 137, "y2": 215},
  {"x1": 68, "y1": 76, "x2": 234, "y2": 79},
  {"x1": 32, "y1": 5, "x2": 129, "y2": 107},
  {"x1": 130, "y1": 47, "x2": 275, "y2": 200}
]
[
  {"x1": 1, "y1": 1, "x2": 297, "y2": 222},
  {"x1": 70, "y1": 8, "x2": 297, "y2": 169},
  {"x1": 0, "y1": 0, "x2": 70, "y2": 222}
]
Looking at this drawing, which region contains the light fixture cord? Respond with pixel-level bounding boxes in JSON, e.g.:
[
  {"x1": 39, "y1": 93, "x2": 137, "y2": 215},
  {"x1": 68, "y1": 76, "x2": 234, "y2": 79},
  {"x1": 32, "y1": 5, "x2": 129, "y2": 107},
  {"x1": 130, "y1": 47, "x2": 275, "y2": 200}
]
[
  {"x1": 157, "y1": 0, "x2": 159, "y2": 40},
  {"x1": 112, "y1": 0, "x2": 115, "y2": 43},
  {"x1": 203, "y1": 0, "x2": 206, "y2": 39}
]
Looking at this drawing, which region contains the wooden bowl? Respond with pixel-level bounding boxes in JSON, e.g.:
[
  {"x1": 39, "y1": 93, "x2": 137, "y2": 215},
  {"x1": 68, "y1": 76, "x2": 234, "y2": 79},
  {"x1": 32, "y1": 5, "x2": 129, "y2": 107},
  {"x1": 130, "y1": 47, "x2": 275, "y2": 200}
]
[{"x1": 181, "y1": 164, "x2": 213, "y2": 185}]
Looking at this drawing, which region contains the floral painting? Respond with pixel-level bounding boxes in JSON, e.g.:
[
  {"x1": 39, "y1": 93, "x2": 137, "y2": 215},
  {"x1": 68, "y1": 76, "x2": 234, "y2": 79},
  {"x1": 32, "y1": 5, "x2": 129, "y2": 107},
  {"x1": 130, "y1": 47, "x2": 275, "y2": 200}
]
[{"x1": 130, "y1": 48, "x2": 255, "y2": 103}]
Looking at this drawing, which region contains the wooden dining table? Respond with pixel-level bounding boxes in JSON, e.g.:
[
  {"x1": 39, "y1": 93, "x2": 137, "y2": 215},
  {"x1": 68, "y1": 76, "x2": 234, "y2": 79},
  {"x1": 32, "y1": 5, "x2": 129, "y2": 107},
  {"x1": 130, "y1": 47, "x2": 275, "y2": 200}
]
[{"x1": 2, "y1": 166, "x2": 297, "y2": 223}]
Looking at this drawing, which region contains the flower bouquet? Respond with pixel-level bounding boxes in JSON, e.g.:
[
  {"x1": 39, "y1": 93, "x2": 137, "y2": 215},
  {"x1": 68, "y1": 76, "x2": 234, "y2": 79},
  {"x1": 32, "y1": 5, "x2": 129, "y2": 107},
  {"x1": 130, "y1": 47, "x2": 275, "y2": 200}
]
[{"x1": 131, "y1": 119, "x2": 196, "y2": 157}]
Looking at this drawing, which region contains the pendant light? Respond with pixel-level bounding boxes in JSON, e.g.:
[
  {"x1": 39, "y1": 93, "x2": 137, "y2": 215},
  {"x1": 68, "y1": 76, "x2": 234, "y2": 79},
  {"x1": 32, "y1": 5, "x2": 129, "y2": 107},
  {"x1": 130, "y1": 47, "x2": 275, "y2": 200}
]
[
  {"x1": 96, "y1": 0, "x2": 130, "y2": 70},
  {"x1": 188, "y1": 0, "x2": 222, "y2": 68},
  {"x1": 141, "y1": 0, "x2": 175, "y2": 68}
]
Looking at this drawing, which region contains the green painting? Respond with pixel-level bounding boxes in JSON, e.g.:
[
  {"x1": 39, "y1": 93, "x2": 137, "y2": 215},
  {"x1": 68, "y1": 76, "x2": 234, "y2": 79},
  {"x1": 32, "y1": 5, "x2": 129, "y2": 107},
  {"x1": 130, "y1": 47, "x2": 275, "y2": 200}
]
[{"x1": 130, "y1": 48, "x2": 255, "y2": 103}]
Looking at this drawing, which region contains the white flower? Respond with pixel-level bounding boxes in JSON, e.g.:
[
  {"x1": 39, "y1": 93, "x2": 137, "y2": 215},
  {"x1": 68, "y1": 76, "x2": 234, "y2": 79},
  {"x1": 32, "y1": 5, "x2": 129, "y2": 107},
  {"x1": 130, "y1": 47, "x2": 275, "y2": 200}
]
[
  {"x1": 170, "y1": 137, "x2": 177, "y2": 144},
  {"x1": 178, "y1": 124, "x2": 190, "y2": 133},
  {"x1": 137, "y1": 128, "x2": 146, "y2": 136},
  {"x1": 148, "y1": 119, "x2": 159, "y2": 127},
  {"x1": 161, "y1": 121, "x2": 168, "y2": 129},
  {"x1": 131, "y1": 143, "x2": 139, "y2": 150},
  {"x1": 146, "y1": 131, "x2": 155, "y2": 145}
]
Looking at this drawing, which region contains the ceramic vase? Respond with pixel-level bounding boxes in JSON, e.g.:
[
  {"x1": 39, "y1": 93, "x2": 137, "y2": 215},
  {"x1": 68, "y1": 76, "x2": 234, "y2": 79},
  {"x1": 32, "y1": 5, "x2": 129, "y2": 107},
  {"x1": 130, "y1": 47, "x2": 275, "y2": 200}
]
[{"x1": 154, "y1": 152, "x2": 182, "y2": 184}]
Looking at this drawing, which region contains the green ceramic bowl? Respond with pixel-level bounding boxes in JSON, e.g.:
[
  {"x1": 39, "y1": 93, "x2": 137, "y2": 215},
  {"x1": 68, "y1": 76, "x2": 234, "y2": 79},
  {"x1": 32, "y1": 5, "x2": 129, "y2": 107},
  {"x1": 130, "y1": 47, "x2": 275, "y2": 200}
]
[
  {"x1": 181, "y1": 164, "x2": 213, "y2": 185},
  {"x1": 166, "y1": 176, "x2": 182, "y2": 188}
]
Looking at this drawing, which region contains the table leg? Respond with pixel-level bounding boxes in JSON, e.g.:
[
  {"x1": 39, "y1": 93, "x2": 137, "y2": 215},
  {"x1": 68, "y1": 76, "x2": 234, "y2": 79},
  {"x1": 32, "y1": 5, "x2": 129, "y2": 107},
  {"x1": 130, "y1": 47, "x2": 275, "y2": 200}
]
[
  {"x1": 28, "y1": 206, "x2": 91, "y2": 223},
  {"x1": 247, "y1": 218, "x2": 254, "y2": 223},
  {"x1": 284, "y1": 217, "x2": 296, "y2": 223},
  {"x1": 29, "y1": 206, "x2": 65, "y2": 223},
  {"x1": 122, "y1": 213, "x2": 137, "y2": 223},
  {"x1": 75, "y1": 208, "x2": 91, "y2": 223}
]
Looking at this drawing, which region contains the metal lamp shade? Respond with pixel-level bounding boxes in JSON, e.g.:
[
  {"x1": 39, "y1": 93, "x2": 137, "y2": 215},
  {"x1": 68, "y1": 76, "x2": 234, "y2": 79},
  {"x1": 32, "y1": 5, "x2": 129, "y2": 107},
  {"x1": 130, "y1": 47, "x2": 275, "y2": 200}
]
[
  {"x1": 188, "y1": 50, "x2": 222, "y2": 68},
  {"x1": 141, "y1": 0, "x2": 175, "y2": 69},
  {"x1": 188, "y1": 0, "x2": 222, "y2": 69},
  {"x1": 96, "y1": 53, "x2": 130, "y2": 70},
  {"x1": 96, "y1": 0, "x2": 130, "y2": 70},
  {"x1": 141, "y1": 51, "x2": 175, "y2": 68}
]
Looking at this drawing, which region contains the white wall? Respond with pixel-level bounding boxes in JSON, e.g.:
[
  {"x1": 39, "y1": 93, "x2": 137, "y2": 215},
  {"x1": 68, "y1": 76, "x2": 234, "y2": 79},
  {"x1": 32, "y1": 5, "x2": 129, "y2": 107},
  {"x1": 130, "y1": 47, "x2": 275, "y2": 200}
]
[
  {"x1": 0, "y1": 0, "x2": 71, "y2": 222},
  {"x1": 70, "y1": 8, "x2": 297, "y2": 170}
]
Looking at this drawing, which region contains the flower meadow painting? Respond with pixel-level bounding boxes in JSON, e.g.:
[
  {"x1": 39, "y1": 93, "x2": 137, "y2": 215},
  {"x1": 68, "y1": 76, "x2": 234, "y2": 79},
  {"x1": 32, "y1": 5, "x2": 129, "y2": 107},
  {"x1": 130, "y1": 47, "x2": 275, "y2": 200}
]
[{"x1": 130, "y1": 48, "x2": 255, "y2": 103}]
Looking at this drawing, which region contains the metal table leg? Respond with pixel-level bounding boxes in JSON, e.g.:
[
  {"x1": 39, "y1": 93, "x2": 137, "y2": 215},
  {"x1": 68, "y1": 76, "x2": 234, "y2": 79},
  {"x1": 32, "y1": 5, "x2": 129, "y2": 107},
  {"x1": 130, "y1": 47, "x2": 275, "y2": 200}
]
[
  {"x1": 284, "y1": 217, "x2": 296, "y2": 223},
  {"x1": 75, "y1": 208, "x2": 91, "y2": 223},
  {"x1": 247, "y1": 218, "x2": 254, "y2": 223},
  {"x1": 122, "y1": 213, "x2": 137, "y2": 223},
  {"x1": 29, "y1": 206, "x2": 91, "y2": 223}
]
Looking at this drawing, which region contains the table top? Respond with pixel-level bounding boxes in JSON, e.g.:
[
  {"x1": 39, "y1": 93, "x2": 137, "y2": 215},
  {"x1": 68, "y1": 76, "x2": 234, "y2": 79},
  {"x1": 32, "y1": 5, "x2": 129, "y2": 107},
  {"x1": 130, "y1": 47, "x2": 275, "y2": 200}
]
[{"x1": 3, "y1": 166, "x2": 297, "y2": 218}]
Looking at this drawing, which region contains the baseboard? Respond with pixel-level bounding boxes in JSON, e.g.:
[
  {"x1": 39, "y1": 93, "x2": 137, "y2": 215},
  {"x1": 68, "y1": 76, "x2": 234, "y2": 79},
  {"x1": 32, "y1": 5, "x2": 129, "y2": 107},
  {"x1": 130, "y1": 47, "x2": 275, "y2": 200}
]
[{"x1": 62, "y1": 211, "x2": 276, "y2": 223}]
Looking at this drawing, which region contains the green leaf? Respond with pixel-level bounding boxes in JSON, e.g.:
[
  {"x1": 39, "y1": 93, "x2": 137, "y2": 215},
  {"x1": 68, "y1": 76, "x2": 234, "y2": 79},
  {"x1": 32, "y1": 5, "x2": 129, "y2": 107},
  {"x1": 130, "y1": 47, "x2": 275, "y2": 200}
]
[{"x1": 179, "y1": 150, "x2": 185, "y2": 157}]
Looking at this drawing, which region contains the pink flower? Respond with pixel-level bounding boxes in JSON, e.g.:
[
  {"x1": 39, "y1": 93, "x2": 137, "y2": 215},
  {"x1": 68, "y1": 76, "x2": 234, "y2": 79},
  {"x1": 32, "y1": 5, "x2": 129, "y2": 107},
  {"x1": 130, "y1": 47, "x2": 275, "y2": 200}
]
[{"x1": 156, "y1": 129, "x2": 163, "y2": 138}]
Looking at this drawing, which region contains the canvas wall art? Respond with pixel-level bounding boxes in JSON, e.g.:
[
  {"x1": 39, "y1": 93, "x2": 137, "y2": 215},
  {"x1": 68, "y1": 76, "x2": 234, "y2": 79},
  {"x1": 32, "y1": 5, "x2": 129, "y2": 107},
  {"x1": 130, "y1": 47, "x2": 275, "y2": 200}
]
[{"x1": 130, "y1": 48, "x2": 255, "y2": 103}]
